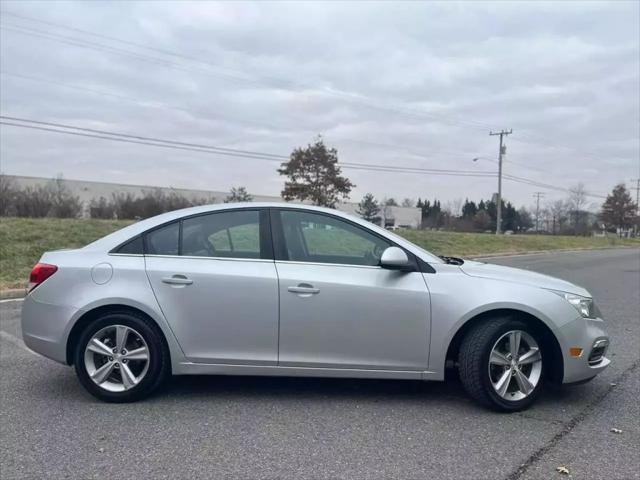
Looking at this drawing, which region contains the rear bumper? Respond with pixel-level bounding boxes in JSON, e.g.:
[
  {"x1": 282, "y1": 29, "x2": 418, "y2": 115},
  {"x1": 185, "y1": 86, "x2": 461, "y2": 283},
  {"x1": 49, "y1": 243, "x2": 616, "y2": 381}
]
[
  {"x1": 21, "y1": 294, "x2": 80, "y2": 364},
  {"x1": 559, "y1": 316, "x2": 610, "y2": 384}
]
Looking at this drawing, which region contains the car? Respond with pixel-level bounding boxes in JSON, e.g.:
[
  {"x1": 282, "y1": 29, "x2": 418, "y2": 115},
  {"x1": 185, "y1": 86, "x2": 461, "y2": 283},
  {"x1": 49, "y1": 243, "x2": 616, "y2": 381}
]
[{"x1": 21, "y1": 203, "x2": 610, "y2": 411}]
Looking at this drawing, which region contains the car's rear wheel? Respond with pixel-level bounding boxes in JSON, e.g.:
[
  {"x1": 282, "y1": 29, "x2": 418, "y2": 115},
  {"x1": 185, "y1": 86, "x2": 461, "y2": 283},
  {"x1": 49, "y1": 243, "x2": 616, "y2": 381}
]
[
  {"x1": 459, "y1": 317, "x2": 545, "y2": 412},
  {"x1": 74, "y1": 311, "x2": 169, "y2": 402}
]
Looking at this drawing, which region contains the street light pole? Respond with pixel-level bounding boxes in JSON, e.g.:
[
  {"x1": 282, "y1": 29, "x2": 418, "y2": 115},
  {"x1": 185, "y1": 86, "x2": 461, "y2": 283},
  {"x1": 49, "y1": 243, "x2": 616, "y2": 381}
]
[{"x1": 489, "y1": 129, "x2": 512, "y2": 235}]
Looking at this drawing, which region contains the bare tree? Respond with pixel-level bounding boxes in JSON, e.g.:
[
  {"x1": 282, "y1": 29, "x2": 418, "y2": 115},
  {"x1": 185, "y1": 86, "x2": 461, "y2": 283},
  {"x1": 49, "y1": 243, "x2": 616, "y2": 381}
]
[
  {"x1": 568, "y1": 183, "x2": 589, "y2": 235},
  {"x1": 401, "y1": 198, "x2": 414, "y2": 208},
  {"x1": 473, "y1": 210, "x2": 492, "y2": 231},
  {"x1": 547, "y1": 199, "x2": 568, "y2": 234},
  {"x1": 569, "y1": 183, "x2": 587, "y2": 211},
  {"x1": 443, "y1": 198, "x2": 463, "y2": 218},
  {"x1": 0, "y1": 174, "x2": 18, "y2": 216},
  {"x1": 49, "y1": 177, "x2": 83, "y2": 218},
  {"x1": 89, "y1": 196, "x2": 115, "y2": 219}
]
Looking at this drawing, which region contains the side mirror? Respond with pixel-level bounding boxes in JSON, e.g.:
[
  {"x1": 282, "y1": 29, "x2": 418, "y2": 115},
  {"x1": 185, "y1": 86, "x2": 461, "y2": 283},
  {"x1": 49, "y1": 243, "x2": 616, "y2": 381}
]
[{"x1": 380, "y1": 246, "x2": 411, "y2": 270}]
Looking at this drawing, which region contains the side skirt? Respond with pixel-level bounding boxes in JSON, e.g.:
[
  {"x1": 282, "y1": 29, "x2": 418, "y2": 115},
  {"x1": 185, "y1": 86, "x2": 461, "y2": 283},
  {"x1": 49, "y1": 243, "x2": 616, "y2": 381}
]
[{"x1": 174, "y1": 362, "x2": 442, "y2": 381}]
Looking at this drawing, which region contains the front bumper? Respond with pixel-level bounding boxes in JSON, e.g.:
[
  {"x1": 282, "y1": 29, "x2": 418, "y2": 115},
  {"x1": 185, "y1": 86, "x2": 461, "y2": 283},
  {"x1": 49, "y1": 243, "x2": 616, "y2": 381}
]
[
  {"x1": 559, "y1": 316, "x2": 610, "y2": 384},
  {"x1": 21, "y1": 294, "x2": 81, "y2": 364}
]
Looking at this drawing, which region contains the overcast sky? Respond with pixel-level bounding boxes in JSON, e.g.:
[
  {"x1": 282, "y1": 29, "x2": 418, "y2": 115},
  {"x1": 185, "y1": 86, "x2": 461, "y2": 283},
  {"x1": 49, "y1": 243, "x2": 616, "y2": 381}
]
[{"x1": 1, "y1": 1, "x2": 638, "y2": 210}]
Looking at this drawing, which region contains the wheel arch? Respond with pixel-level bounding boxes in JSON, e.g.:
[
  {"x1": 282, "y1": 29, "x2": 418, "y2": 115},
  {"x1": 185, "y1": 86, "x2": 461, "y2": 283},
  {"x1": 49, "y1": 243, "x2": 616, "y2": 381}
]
[
  {"x1": 445, "y1": 308, "x2": 564, "y2": 384},
  {"x1": 66, "y1": 304, "x2": 172, "y2": 367}
]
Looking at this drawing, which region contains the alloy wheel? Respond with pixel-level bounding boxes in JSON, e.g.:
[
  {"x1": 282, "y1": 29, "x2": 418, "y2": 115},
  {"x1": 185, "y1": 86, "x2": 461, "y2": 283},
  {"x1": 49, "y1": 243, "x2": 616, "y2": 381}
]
[
  {"x1": 488, "y1": 330, "x2": 542, "y2": 401},
  {"x1": 84, "y1": 325, "x2": 150, "y2": 392}
]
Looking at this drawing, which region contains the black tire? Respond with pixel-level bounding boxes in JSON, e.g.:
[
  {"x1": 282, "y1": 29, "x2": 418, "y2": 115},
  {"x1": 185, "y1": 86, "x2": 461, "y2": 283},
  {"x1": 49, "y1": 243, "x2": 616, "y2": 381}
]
[
  {"x1": 73, "y1": 311, "x2": 170, "y2": 402},
  {"x1": 458, "y1": 316, "x2": 545, "y2": 412}
]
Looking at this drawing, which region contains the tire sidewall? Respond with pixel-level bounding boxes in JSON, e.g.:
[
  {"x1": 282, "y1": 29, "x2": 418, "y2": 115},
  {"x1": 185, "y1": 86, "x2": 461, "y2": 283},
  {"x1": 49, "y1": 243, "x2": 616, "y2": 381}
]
[
  {"x1": 74, "y1": 312, "x2": 165, "y2": 402},
  {"x1": 481, "y1": 320, "x2": 545, "y2": 411}
]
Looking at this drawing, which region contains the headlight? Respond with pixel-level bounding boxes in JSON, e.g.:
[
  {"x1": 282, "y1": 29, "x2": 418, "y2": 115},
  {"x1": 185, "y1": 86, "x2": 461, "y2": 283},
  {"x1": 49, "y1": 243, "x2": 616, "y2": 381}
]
[{"x1": 551, "y1": 291, "x2": 599, "y2": 319}]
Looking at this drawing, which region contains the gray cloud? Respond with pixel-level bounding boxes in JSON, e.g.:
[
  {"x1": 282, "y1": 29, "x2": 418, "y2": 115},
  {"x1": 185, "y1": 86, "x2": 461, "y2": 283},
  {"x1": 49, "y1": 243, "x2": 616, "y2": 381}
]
[{"x1": 1, "y1": 0, "x2": 638, "y2": 209}]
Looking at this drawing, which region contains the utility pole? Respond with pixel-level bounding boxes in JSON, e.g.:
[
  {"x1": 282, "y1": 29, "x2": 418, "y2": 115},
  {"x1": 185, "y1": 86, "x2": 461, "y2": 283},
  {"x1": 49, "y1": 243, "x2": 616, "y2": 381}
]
[
  {"x1": 533, "y1": 192, "x2": 545, "y2": 233},
  {"x1": 489, "y1": 129, "x2": 512, "y2": 235},
  {"x1": 631, "y1": 178, "x2": 640, "y2": 236},
  {"x1": 631, "y1": 178, "x2": 640, "y2": 215}
]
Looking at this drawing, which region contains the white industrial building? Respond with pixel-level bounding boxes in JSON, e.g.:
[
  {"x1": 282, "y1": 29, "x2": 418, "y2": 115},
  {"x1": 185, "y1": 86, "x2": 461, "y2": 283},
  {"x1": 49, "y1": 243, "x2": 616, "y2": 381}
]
[{"x1": 6, "y1": 175, "x2": 422, "y2": 229}]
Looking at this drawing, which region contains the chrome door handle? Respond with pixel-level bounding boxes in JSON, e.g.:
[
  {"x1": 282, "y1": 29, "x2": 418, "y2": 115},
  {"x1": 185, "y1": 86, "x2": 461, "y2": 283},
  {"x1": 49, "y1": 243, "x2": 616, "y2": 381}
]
[
  {"x1": 162, "y1": 275, "x2": 193, "y2": 286},
  {"x1": 288, "y1": 285, "x2": 320, "y2": 294}
]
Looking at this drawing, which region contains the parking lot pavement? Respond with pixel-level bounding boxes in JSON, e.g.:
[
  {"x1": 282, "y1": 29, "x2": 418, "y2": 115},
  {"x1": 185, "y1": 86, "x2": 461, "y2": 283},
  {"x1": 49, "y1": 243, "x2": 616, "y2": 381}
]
[{"x1": 1, "y1": 248, "x2": 638, "y2": 480}]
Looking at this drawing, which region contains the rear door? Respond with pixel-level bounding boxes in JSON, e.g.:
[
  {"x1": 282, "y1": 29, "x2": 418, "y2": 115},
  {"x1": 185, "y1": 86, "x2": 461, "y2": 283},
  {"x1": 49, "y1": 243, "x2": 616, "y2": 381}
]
[{"x1": 144, "y1": 209, "x2": 279, "y2": 365}]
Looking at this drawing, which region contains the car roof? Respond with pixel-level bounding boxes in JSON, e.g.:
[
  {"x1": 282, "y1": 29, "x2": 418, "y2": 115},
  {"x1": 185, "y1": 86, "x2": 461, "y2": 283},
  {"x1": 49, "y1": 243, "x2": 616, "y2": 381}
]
[{"x1": 82, "y1": 202, "x2": 442, "y2": 263}]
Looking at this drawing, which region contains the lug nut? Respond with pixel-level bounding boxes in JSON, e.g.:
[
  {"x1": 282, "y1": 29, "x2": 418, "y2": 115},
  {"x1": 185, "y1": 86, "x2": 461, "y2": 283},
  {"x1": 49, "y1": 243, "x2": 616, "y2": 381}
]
[
  {"x1": 122, "y1": 359, "x2": 127, "y2": 364},
  {"x1": 108, "y1": 356, "x2": 113, "y2": 361},
  {"x1": 112, "y1": 348, "x2": 117, "y2": 354},
  {"x1": 121, "y1": 349, "x2": 127, "y2": 355}
]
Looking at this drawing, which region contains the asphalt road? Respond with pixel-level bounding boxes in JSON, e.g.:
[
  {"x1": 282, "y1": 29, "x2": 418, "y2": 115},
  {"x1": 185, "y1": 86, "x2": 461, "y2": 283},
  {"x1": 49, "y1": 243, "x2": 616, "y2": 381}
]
[{"x1": 1, "y1": 248, "x2": 638, "y2": 480}]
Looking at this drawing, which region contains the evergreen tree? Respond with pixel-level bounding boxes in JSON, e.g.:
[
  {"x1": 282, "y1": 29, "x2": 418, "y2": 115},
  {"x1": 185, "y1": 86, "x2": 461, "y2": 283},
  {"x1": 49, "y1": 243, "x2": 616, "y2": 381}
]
[{"x1": 356, "y1": 193, "x2": 382, "y2": 224}]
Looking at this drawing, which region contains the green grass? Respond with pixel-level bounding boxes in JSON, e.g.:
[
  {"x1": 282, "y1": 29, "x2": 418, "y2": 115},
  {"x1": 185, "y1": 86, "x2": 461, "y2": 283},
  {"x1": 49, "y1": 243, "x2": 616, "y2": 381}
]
[
  {"x1": 0, "y1": 217, "x2": 638, "y2": 290},
  {"x1": 400, "y1": 229, "x2": 640, "y2": 257},
  {"x1": 0, "y1": 217, "x2": 132, "y2": 290}
]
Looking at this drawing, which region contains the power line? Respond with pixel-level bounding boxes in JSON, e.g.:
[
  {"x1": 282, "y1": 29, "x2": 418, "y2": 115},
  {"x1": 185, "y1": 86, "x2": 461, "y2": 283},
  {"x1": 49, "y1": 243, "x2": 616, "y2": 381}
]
[
  {"x1": 0, "y1": 115, "x2": 612, "y2": 193},
  {"x1": 502, "y1": 173, "x2": 606, "y2": 199},
  {"x1": 0, "y1": 115, "x2": 287, "y2": 159},
  {"x1": 0, "y1": 70, "x2": 492, "y2": 166},
  {"x1": 0, "y1": 117, "x2": 498, "y2": 178},
  {"x1": 0, "y1": 121, "x2": 289, "y2": 161},
  {"x1": 0, "y1": 68, "x2": 588, "y2": 186},
  {"x1": 1, "y1": 115, "x2": 613, "y2": 199}
]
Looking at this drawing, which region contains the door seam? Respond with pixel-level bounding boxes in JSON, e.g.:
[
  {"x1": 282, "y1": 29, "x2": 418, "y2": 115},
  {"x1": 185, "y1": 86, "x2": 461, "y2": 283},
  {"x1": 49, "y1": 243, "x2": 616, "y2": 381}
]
[{"x1": 274, "y1": 261, "x2": 282, "y2": 366}]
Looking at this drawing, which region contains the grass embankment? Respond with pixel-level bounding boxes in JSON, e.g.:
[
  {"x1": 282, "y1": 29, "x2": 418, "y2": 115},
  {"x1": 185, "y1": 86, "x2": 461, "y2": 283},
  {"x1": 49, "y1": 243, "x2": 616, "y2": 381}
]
[
  {"x1": 1, "y1": 217, "x2": 638, "y2": 290},
  {"x1": 0, "y1": 218, "x2": 132, "y2": 289},
  {"x1": 399, "y1": 230, "x2": 639, "y2": 257}
]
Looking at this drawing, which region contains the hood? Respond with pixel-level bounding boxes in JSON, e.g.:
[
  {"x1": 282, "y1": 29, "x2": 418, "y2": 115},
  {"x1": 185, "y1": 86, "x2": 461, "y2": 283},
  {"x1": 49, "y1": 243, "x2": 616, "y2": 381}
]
[{"x1": 460, "y1": 260, "x2": 591, "y2": 297}]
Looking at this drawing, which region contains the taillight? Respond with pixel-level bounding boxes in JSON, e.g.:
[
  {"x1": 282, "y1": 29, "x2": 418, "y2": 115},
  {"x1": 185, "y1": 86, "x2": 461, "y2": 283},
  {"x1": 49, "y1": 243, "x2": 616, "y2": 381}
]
[{"x1": 28, "y1": 263, "x2": 58, "y2": 292}]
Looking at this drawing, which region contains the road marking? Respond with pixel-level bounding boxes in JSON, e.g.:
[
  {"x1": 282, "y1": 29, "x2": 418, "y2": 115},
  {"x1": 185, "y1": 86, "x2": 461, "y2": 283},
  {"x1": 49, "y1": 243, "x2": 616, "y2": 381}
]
[
  {"x1": 0, "y1": 330, "x2": 37, "y2": 355},
  {"x1": 0, "y1": 298, "x2": 24, "y2": 304}
]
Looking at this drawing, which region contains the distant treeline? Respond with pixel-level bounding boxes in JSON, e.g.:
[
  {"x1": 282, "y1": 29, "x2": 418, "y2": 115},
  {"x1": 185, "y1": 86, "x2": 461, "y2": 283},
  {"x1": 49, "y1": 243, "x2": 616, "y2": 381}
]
[
  {"x1": 0, "y1": 175, "x2": 214, "y2": 219},
  {"x1": 416, "y1": 198, "x2": 533, "y2": 233}
]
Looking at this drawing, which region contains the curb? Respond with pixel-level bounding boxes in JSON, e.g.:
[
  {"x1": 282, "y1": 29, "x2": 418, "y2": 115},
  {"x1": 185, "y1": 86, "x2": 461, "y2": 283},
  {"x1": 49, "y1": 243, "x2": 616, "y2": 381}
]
[
  {"x1": 0, "y1": 288, "x2": 26, "y2": 300},
  {"x1": 468, "y1": 246, "x2": 639, "y2": 260}
]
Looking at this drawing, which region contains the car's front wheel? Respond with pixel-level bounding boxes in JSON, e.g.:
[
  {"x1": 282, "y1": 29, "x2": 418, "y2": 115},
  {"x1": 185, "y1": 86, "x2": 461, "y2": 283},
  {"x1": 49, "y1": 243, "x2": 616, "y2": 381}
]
[
  {"x1": 459, "y1": 317, "x2": 545, "y2": 411},
  {"x1": 73, "y1": 311, "x2": 170, "y2": 402}
]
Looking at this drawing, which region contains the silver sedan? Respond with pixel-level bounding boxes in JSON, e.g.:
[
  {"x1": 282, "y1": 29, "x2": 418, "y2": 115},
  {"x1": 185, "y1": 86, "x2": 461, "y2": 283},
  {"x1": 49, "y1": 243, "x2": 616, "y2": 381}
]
[{"x1": 21, "y1": 203, "x2": 610, "y2": 411}]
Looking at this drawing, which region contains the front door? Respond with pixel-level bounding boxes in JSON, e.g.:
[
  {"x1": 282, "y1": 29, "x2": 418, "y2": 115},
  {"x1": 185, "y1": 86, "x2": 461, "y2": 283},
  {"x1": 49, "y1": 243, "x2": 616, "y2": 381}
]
[
  {"x1": 272, "y1": 209, "x2": 431, "y2": 371},
  {"x1": 144, "y1": 209, "x2": 279, "y2": 365}
]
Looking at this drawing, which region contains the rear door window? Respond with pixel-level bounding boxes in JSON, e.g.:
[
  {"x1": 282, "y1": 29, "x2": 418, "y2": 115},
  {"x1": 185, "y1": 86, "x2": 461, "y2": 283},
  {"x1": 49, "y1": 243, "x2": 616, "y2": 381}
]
[{"x1": 181, "y1": 210, "x2": 262, "y2": 259}]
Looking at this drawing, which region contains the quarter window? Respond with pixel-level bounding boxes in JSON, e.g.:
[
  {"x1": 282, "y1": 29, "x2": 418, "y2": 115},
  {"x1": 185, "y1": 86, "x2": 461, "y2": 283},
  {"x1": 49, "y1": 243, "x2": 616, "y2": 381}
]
[
  {"x1": 115, "y1": 236, "x2": 143, "y2": 254},
  {"x1": 278, "y1": 210, "x2": 390, "y2": 266}
]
